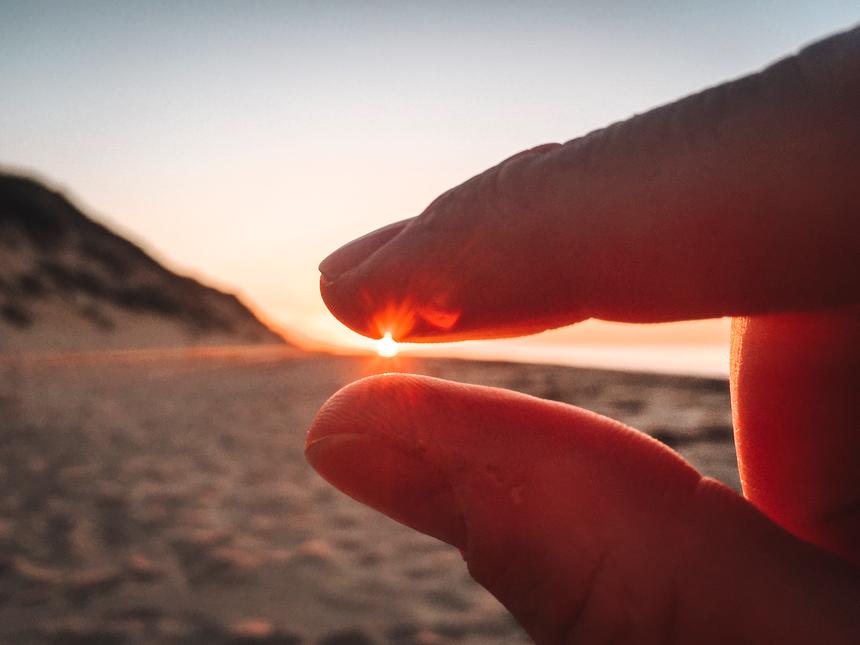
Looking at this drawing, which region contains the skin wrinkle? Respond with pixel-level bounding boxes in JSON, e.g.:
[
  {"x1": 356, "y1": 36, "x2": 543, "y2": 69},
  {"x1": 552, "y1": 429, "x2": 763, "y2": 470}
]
[
  {"x1": 520, "y1": 148, "x2": 585, "y2": 327},
  {"x1": 419, "y1": 161, "x2": 489, "y2": 235},
  {"x1": 624, "y1": 101, "x2": 716, "y2": 315},
  {"x1": 558, "y1": 128, "x2": 643, "y2": 320},
  {"x1": 587, "y1": 465, "x2": 702, "y2": 645},
  {"x1": 319, "y1": 218, "x2": 412, "y2": 280},
  {"x1": 808, "y1": 497, "x2": 860, "y2": 541},
  {"x1": 547, "y1": 137, "x2": 605, "y2": 315},
  {"x1": 464, "y1": 547, "x2": 522, "y2": 615},
  {"x1": 560, "y1": 549, "x2": 611, "y2": 645},
  {"x1": 305, "y1": 400, "x2": 415, "y2": 455}
]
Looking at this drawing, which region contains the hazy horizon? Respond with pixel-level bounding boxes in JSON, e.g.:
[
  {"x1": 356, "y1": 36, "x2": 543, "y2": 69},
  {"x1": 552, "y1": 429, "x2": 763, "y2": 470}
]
[{"x1": 3, "y1": 2, "x2": 856, "y2": 375}]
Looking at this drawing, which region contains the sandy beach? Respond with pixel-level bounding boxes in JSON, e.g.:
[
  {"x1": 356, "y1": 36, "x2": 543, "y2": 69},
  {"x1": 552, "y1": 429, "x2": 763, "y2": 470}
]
[{"x1": 0, "y1": 349, "x2": 736, "y2": 644}]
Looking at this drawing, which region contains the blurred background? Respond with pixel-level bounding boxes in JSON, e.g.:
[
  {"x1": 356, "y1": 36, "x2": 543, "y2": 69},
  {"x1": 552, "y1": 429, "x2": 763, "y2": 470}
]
[
  {"x1": 0, "y1": 2, "x2": 856, "y2": 644},
  {"x1": 3, "y1": 0, "x2": 856, "y2": 374}
]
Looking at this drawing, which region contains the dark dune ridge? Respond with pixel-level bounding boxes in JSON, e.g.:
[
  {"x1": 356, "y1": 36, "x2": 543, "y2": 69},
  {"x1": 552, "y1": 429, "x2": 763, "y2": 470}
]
[
  {"x1": 0, "y1": 351, "x2": 736, "y2": 644},
  {"x1": 0, "y1": 173, "x2": 286, "y2": 351}
]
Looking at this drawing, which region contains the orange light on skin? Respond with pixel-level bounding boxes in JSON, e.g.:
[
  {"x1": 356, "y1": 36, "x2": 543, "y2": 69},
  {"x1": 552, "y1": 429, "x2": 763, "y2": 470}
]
[
  {"x1": 375, "y1": 331, "x2": 399, "y2": 358},
  {"x1": 367, "y1": 295, "x2": 462, "y2": 342},
  {"x1": 368, "y1": 298, "x2": 418, "y2": 340}
]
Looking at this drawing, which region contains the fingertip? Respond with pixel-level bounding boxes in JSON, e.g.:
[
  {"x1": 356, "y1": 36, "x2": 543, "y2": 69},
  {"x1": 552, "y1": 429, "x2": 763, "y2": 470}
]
[{"x1": 318, "y1": 217, "x2": 419, "y2": 339}]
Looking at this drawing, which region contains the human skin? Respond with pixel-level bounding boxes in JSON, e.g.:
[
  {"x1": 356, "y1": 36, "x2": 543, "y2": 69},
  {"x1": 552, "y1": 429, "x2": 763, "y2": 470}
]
[{"x1": 307, "y1": 26, "x2": 860, "y2": 644}]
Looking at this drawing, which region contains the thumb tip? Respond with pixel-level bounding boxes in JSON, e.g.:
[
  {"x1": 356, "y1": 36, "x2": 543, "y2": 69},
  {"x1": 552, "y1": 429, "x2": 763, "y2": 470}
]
[{"x1": 305, "y1": 380, "x2": 467, "y2": 547}]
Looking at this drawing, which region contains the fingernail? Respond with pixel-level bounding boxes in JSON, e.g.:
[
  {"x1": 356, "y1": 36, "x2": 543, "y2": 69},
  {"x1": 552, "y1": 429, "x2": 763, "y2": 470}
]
[
  {"x1": 319, "y1": 218, "x2": 412, "y2": 280},
  {"x1": 305, "y1": 433, "x2": 466, "y2": 548}
]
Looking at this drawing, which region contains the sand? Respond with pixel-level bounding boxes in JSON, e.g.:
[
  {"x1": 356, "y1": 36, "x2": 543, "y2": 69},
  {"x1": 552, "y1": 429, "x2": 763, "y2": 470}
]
[
  {"x1": 0, "y1": 349, "x2": 736, "y2": 644},
  {"x1": 0, "y1": 299, "x2": 282, "y2": 354}
]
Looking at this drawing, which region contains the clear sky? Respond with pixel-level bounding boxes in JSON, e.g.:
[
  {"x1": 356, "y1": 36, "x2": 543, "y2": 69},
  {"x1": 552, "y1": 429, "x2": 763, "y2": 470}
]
[{"x1": 2, "y1": 2, "x2": 857, "y2": 374}]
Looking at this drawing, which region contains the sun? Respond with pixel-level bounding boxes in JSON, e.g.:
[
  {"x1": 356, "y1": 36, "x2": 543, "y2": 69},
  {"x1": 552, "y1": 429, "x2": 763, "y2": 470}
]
[{"x1": 375, "y1": 331, "x2": 399, "y2": 358}]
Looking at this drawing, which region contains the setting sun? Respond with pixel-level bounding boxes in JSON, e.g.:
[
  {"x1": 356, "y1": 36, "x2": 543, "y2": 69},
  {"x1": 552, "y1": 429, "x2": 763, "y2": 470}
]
[{"x1": 375, "y1": 332, "x2": 399, "y2": 358}]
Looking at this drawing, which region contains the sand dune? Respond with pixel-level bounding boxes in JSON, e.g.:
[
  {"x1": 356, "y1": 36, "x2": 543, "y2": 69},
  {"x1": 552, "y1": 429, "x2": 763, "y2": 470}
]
[{"x1": 0, "y1": 173, "x2": 285, "y2": 353}]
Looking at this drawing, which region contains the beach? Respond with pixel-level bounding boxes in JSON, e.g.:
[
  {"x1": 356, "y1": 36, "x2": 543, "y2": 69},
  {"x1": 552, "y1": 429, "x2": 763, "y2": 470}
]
[{"x1": 0, "y1": 349, "x2": 736, "y2": 644}]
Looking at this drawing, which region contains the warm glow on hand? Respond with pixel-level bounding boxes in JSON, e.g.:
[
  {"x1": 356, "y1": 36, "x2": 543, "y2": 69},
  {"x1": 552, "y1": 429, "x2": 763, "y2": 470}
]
[{"x1": 375, "y1": 331, "x2": 399, "y2": 358}]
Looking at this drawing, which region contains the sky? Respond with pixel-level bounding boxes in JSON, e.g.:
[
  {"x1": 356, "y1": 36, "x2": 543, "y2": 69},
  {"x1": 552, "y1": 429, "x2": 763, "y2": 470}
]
[{"x1": 1, "y1": 1, "x2": 857, "y2": 375}]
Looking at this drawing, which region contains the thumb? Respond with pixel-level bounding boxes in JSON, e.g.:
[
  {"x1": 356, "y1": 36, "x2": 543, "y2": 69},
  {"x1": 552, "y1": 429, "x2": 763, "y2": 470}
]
[{"x1": 306, "y1": 374, "x2": 860, "y2": 644}]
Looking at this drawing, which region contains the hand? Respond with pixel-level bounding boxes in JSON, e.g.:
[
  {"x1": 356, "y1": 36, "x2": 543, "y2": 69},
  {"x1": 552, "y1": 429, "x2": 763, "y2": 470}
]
[{"x1": 307, "y1": 27, "x2": 860, "y2": 644}]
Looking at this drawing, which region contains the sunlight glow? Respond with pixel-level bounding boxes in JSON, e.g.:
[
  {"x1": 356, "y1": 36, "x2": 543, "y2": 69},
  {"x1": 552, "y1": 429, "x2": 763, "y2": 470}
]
[{"x1": 375, "y1": 332, "x2": 399, "y2": 358}]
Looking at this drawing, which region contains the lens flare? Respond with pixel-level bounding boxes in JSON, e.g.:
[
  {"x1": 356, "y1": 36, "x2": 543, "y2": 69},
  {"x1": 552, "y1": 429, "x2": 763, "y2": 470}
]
[{"x1": 375, "y1": 331, "x2": 399, "y2": 358}]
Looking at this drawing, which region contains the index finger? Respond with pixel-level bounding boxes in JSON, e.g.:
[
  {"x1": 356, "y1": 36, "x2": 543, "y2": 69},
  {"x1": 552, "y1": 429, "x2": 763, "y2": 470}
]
[{"x1": 320, "y1": 27, "x2": 860, "y2": 342}]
